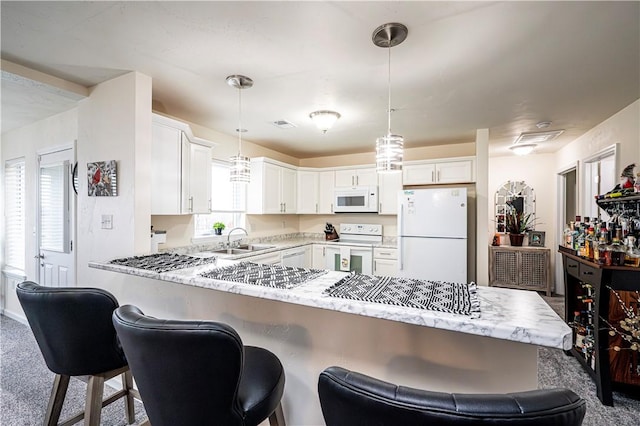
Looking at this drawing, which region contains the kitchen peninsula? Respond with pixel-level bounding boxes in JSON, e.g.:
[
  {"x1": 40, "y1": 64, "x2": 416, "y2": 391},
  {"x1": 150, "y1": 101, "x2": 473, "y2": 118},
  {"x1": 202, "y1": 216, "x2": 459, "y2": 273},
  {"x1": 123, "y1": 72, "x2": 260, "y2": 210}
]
[{"x1": 90, "y1": 246, "x2": 570, "y2": 425}]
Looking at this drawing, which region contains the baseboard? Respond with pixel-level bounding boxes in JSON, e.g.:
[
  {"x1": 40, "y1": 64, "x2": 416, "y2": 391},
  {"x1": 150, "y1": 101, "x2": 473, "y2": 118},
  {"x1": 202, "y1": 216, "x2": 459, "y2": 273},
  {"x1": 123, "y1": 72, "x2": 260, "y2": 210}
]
[{"x1": 2, "y1": 309, "x2": 27, "y2": 325}]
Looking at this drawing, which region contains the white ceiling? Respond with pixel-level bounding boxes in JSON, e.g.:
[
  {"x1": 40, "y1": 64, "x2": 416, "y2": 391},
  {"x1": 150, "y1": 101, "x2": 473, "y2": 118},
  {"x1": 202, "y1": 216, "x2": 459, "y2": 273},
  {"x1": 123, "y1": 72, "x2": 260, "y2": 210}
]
[{"x1": 2, "y1": 1, "x2": 639, "y2": 158}]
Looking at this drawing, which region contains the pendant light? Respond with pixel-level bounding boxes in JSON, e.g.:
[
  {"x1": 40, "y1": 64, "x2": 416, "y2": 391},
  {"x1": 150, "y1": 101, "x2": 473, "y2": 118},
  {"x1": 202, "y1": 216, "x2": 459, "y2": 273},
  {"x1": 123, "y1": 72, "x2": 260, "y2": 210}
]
[
  {"x1": 226, "y1": 75, "x2": 253, "y2": 183},
  {"x1": 372, "y1": 23, "x2": 408, "y2": 173}
]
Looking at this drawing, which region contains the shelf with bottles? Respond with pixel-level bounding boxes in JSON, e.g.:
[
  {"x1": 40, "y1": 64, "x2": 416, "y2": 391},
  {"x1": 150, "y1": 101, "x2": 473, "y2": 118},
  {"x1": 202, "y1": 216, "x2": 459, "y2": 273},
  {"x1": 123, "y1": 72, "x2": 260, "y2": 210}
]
[
  {"x1": 570, "y1": 282, "x2": 598, "y2": 372},
  {"x1": 562, "y1": 215, "x2": 640, "y2": 269}
]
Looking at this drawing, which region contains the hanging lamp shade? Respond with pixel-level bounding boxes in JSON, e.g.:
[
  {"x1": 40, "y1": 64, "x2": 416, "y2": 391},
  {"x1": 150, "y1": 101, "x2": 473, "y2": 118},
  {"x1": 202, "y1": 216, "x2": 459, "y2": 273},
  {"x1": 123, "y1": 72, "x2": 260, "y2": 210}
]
[
  {"x1": 372, "y1": 23, "x2": 408, "y2": 173},
  {"x1": 226, "y1": 75, "x2": 253, "y2": 183},
  {"x1": 376, "y1": 134, "x2": 404, "y2": 171}
]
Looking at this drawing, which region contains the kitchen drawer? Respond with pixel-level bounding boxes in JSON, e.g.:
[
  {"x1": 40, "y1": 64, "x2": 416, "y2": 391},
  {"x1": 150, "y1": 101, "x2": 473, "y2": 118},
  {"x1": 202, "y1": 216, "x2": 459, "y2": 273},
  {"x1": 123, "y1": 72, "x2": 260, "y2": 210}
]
[
  {"x1": 374, "y1": 247, "x2": 397, "y2": 260},
  {"x1": 565, "y1": 257, "x2": 580, "y2": 279},
  {"x1": 579, "y1": 262, "x2": 601, "y2": 283}
]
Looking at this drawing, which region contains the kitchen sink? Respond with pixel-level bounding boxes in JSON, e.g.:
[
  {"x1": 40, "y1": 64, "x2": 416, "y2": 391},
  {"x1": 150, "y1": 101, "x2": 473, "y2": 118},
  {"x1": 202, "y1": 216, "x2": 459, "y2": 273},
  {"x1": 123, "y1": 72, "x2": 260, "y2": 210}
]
[
  {"x1": 234, "y1": 244, "x2": 275, "y2": 251},
  {"x1": 203, "y1": 244, "x2": 276, "y2": 257}
]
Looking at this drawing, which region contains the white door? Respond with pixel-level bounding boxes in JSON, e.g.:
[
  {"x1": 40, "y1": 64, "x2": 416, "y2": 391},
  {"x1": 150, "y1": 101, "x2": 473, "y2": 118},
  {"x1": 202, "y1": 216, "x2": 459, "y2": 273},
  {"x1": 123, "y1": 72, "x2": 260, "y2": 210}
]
[{"x1": 38, "y1": 149, "x2": 75, "y2": 287}]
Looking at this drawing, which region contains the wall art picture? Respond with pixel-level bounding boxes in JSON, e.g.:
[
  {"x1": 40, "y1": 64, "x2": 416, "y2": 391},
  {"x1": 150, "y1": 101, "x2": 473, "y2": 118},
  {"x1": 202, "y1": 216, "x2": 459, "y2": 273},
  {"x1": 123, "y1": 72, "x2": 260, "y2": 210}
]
[
  {"x1": 87, "y1": 160, "x2": 117, "y2": 196},
  {"x1": 528, "y1": 230, "x2": 545, "y2": 247}
]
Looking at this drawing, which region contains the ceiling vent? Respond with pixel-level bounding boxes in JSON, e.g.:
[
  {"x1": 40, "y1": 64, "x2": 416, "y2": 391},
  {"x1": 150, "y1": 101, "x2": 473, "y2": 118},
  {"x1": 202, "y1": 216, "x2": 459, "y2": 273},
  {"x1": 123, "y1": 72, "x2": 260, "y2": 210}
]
[
  {"x1": 514, "y1": 130, "x2": 564, "y2": 144},
  {"x1": 271, "y1": 119, "x2": 297, "y2": 129}
]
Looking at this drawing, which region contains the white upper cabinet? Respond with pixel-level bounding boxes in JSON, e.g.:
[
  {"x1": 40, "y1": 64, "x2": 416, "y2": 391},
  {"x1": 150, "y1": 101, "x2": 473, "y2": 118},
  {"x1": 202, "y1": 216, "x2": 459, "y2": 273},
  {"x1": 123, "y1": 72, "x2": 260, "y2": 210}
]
[
  {"x1": 334, "y1": 167, "x2": 377, "y2": 187},
  {"x1": 402, "y1": 158, "x2": 474, "y2": 185},
  {"x1": 297, "y1": 169, "x2": 336, "y2": 214},
  {"x1": 318, "y1": 170, "x2": 335, "y2": 214},
  {"x1": 248, "y1": 158, "x2": 297, "y2": 214},
  {"x1": 187, "y1": 143, "x2": 212, "y2": 214},
  {"x1": 151, "y1": 115, "x2": 213, "y2": 215},
  {"x1": 297, "y1": 170, "x2": 319, "y2": 214},
  {"x1": 378, "y1": 172, "x2": 402, "y2": 215}
]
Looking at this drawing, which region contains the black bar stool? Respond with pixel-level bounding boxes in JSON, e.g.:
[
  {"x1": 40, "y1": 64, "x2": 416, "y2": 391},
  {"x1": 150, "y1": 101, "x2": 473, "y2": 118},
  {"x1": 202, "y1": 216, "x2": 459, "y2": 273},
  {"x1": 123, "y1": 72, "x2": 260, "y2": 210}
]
[
  {"x1": 16, "y1": 281, "x2": 136, "y2": 426},
  {"x1": 112, "y1": 304, "x2": 286, "y2": 426}
]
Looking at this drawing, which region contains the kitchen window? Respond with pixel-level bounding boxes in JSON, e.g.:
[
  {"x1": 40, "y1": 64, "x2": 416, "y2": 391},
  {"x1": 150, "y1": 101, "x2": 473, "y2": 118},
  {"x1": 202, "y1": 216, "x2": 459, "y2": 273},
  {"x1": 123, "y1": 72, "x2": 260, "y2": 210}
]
[
  {"x1": 4, "y1": 158, "x2": 26, "y2": 270},
  {"x1": 194, "y1": 160, "x2": 246, "y2": 237}
]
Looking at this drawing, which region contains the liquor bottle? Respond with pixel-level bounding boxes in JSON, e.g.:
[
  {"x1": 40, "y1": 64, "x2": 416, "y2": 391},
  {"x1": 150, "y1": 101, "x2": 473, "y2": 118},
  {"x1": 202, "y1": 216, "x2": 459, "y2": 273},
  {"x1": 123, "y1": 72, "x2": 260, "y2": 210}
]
[
  {"x1": 610, "y1": 228, "x2": 626, "y2": 266},
  {"x1": 624, "y1": 235, "x2": 640, "y2": 267},
  {"x1": 635, "y1": 172, "x2": 640, "y2": 193},
  {"x1": 584, "y1": 326, "x2": 596, "y2": 369},
  {"x1": 564, "y1": 222, "x2": 574, "y2": 247},
  {"x1": 585, "y1": 227, "x2": 596, "y2": 261},
  {"x1": 580, "y1": 282, "x2": 593, "y2": 297}
]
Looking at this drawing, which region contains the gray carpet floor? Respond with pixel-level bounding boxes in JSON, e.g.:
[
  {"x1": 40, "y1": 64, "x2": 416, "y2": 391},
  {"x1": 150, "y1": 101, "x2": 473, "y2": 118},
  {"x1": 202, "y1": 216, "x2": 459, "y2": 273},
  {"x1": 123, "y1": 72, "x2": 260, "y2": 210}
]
[{"x1": 2, "y1": 296, "x2": 640, "y2": 425}]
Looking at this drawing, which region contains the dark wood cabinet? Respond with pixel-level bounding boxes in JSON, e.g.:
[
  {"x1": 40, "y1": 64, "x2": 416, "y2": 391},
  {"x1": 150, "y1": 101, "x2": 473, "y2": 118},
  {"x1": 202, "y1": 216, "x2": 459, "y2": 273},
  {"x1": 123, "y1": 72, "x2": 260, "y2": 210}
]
[{"x1": 560, "y1": 250, "x2": 640, "y2": 405}]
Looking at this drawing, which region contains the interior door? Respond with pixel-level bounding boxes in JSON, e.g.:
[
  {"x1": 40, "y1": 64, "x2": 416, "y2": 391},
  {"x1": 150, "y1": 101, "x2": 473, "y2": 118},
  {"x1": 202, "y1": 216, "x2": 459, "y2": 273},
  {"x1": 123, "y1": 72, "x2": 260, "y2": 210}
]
[{"x1": 38, "y1": 148, "x2": 75, "y2": 286}]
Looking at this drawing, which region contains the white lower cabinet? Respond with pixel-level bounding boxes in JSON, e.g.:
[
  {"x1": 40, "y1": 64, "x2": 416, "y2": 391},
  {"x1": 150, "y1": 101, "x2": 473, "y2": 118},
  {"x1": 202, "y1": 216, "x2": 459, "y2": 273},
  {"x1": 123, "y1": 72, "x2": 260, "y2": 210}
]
[
  {"x1": 312, "y1": 244, "x2": 326, "y2": 269},
  {"x1": 373, "y1": 247, "x2": 398, "y2": 277}
]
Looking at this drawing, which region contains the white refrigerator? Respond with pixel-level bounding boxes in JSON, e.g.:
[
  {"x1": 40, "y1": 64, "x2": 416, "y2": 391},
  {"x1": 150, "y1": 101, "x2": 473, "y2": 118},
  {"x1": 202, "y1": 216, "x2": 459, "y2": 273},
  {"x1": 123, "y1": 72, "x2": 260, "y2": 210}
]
[{"x1": 397, "y1": 187, "x2": 468, "y2": 282}]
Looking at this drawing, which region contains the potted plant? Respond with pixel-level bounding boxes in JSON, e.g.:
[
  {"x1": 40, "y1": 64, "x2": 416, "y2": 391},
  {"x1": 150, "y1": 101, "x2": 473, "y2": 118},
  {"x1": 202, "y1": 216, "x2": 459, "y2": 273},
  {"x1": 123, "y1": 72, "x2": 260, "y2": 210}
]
[
  {"x1": 213, "y1": 222, "x2": 226, "y2": 235},
  {"x1": 505, "y1": 207, "x2": 535, "y2": 246}
]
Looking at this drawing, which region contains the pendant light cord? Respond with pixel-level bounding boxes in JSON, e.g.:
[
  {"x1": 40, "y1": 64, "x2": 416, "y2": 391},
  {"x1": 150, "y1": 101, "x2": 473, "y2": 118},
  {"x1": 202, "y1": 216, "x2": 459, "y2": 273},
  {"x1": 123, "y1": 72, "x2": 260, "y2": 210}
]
[
  {"x1": 237, "y1": 85, "x2": 243, "y2": 156},
  {"x1": 387, "y1": 43, "x2": 392, "y2": 136}
]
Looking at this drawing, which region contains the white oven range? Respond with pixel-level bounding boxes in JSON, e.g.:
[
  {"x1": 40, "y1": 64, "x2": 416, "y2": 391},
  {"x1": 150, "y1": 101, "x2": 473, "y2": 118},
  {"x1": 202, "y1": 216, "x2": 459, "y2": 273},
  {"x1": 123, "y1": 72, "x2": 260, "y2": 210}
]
[{"x1": 324, "y1": 223, "x2": 382, "y2": 275}]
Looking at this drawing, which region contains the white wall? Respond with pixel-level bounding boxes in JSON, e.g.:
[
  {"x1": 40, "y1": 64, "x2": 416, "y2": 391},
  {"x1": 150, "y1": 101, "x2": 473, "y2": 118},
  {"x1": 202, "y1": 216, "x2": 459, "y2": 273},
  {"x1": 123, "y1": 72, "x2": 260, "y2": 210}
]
[
  {"x1": 1, "y1": 108, "x2": 78, "y2": 317},
  {"x1": 556, "y1": 100, "x2": 640, "y2": 211},
  {"x1": 488, "y1": 153, "x2": 558, "y2": 290},
  {"x1": 76, "y1": 72, "x2": 152, "y2": 286}
]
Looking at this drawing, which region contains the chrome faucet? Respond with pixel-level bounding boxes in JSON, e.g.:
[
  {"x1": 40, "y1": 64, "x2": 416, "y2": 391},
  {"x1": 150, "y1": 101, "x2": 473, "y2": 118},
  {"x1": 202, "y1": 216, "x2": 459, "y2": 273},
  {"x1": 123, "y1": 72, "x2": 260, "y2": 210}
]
[{"x1": 227, "y1": 227, "x2": 248, "y2": 248}]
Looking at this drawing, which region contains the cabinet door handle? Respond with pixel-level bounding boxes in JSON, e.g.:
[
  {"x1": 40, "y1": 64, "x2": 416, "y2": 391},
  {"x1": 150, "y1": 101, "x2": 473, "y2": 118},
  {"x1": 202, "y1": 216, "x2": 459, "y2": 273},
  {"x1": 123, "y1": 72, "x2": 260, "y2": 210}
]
[
  {"x1": 283, "y1": 202, "x2": 286, "y2": 212},
  {"x1": 568, "y1": 264, "x2": 577, "y2": 269},
  {"x1": 437, "y1": 170, "x2": 440, "y2": 181},
  {"x1": 351, "y1": 176, "x2": 355, "y2": 185},
  {"x1": 315, "y1": 203, "x2": 318, "y2": 213},
  {"x1": 356, "y1": 176, "x2": 359, "y2": 185},
  {"x1": 431, "y1": 171, "x2": 435, "y2": 182},
  {"x1": 379, "y1": 202, "x2": 382, "y2": 212},
  {"x1": 331, "y1": 203, "x2": 334, "y2": 213},
  {"x1": 582, "y1": 271, "x2": 593, "y2": 276},
  {"x1": 189, "y1": 197, "x2": 193, "y2": 212},
  {"x1": 208, "y1": 199, "x2": 212, "y2": 213}
]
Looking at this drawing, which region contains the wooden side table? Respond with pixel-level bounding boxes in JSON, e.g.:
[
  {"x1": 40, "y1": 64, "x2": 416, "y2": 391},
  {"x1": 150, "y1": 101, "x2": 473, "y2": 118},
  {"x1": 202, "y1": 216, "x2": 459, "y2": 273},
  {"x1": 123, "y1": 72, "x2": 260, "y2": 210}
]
[{"x1": 489, "y1": 245, "x2": 552, "y2": 296}]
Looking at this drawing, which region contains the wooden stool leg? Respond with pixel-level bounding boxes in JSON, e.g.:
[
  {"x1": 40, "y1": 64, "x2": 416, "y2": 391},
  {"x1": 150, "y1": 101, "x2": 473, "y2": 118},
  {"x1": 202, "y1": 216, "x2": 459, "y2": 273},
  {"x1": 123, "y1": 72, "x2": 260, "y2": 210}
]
[
  {"x1": 45, "y1": 374, "x2": 70, "y2": 426},
  {"x1": 84, "y1": 375, "x2": 105, "y2": 426},
  {"x1": 268, "y1": 402, "x2": 286, "y2": 426},
  {"x1": 122, "y1": 370, "x2": 136, "y2": 424}
]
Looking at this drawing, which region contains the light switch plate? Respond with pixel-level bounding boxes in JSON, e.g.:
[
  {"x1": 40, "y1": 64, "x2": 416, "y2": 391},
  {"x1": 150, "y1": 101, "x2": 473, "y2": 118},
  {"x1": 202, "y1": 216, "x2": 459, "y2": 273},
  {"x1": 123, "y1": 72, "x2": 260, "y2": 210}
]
[{"x1": 101, "y1": 214, "x2": 113, "y2": 229}]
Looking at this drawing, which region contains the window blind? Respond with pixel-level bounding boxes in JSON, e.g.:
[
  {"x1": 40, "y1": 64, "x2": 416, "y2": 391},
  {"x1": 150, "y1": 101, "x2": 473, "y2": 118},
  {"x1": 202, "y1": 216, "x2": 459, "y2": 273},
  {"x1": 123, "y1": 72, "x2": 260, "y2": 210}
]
[
  {"x1": 4, "y1": 159, "x2": 26, "y2": 270},
  {"x1": 39, "y1": 161, "x2": 70, "y2": 252}
]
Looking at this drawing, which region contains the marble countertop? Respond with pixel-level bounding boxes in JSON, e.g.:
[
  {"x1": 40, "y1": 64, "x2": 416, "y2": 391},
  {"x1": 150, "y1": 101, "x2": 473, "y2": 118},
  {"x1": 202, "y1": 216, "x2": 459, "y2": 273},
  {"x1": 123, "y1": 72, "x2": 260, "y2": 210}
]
[
  {"x1": 165, "y1": 233, "x2": 397, "y2": 261},
  {"x1": 90, "y1": 257, "x2": 572, "y2": 350}
]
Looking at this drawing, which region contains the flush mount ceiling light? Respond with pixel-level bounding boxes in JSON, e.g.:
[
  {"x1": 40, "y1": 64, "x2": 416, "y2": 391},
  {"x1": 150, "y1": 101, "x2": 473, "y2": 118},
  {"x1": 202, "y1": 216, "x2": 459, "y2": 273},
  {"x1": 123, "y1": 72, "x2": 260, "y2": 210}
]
[
  {"x1": 309, "y1": 110, "x2": 341, "y2": 134},
  {"x1": 226, "y1": 75, "x2": 253, "y2": 183},
  {"x1": 509, "y1": 143, "x2": 537, "y2": 156},
  {"x1": 373, "y1": 22, "x2": 408, "y2": 173}
]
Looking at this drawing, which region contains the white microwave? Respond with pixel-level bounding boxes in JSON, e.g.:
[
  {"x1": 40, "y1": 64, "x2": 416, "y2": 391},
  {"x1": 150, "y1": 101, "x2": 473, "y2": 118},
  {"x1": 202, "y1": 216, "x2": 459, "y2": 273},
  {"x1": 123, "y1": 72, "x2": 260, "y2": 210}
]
[{"x1": 334, "y1": 186, "x2": 378, "y2": 213}]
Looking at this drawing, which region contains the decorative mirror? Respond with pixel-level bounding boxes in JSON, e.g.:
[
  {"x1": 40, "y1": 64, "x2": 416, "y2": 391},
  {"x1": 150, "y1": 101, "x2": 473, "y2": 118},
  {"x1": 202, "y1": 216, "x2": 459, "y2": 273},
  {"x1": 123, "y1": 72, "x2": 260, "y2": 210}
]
[{"x1": 494, "y1": 180, "x2": 536, "y2": 234}]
